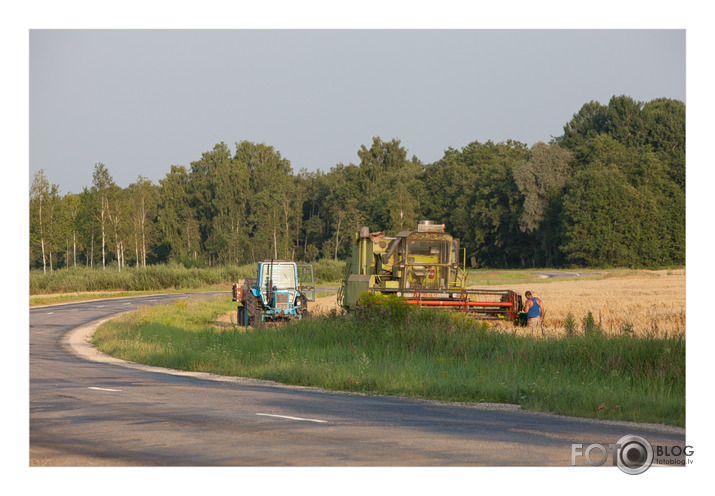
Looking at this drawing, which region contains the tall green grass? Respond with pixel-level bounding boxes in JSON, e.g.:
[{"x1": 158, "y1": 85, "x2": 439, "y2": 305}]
[
  {"x1": 94, "y1": 293, "x2": 685, "y2": 426},
  {"x1": 30, "y1": 259, "x2": 347, "y2": 295}
]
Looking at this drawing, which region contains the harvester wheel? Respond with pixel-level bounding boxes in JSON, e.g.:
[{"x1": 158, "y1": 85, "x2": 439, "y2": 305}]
[{"x1": 236, "y1": 306, "x2": 245, "y2": 326}]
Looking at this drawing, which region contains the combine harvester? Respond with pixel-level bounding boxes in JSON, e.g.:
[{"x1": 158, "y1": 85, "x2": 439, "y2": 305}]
[{"x1": 339, "y1": 221, "x2": 523, "y2": 323}]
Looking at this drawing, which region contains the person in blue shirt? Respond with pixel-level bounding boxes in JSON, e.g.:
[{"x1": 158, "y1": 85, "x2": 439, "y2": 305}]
[{"x1": 523, "y1": 291, "x2": 545, "y2": 329}]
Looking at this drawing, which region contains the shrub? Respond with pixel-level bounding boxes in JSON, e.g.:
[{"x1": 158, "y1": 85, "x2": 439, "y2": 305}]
[
  {"x1": 620, "y1": 322, "x2": 635, "y2": 336},
  {"x1": 564, "y1": 311, "x2": 578, "y2": 337},
  {"x1": 582, "y1": 311, "x2": 603, "y2": 336}
]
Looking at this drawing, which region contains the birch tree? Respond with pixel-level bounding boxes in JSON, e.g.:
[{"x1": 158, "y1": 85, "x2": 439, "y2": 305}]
[
  {"x1": 44, "y1": 184, "x2": 62, "y2": 273},
  {"x1": 62, "y1": 193, "x2": 81, "y2": 268},
  {"x1": 30, "y1": 170, "x2": 50, "y2": 273},
  {"x1": 91, "y1": 163, "x2": 115, "y2": 270},
  {"x1": 128, "y1": 176, "x2": 157, "y2": 268},
  {"x1": 106, "y1": 184, "x2": 128, "y2": 270}
]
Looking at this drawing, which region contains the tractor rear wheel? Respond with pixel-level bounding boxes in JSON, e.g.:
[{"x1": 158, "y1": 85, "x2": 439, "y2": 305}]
[{"x1": 245, "y1": 294, "x2": 262, "y2": 327}]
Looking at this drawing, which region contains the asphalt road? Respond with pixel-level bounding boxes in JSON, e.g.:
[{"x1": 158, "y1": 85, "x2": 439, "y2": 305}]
[{"x1": 30, "y1": 292, "x2": 685, "y2": 467}]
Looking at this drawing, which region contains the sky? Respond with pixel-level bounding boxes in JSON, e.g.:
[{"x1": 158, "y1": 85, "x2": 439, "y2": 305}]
[{"x1": 29, "y1": 29, "x2": 686, "y2": 194}]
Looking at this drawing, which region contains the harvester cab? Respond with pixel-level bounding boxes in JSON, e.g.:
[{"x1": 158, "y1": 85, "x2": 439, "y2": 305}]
[
  {"x1": 339, "y1": 221, "x2": 523, "y2": 323},
  {"x1": 232, "y1": 260, "x2": 315, "y2": 326}
]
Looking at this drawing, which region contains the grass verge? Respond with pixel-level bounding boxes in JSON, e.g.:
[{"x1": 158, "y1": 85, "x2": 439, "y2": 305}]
[{"x1": 93, "y1": 293, "x2": 684, "y2": 426}]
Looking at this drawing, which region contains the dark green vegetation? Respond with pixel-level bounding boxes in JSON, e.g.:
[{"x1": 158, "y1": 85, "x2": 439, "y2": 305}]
[
  {"x1": 31, "y1": 95, "x2": 684, "y2": 273},
  {"x1": 94, "y1": 293, "x2": 685, "y2": 426}
]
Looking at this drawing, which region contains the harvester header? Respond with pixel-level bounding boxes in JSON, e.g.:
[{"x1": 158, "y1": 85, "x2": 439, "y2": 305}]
[{"x1": 339, "y1": 221, "x2": 523, "y2": 322}]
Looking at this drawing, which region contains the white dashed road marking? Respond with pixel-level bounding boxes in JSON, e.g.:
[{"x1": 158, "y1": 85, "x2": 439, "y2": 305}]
[
  {"x1": 88, "y1": 387, "x2": 122, "y2": 392},
  {"x1": 256, "y1": 413, "x2": 327, "y2": 423}
]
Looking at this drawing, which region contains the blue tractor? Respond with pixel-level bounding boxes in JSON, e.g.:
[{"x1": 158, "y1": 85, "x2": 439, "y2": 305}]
[{"x1": 232, "y1": 260, "x2": 315, "y2": 326}]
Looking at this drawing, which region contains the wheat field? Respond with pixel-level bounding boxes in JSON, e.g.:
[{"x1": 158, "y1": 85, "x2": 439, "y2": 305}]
[{"x1": 482, "y1": 269, "x2": 686, "y2": 338}]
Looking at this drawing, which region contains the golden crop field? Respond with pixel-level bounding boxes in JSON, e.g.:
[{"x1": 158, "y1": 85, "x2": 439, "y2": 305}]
[{"x1": 483, "y1": 269, "x2": 686, "y2": 338}]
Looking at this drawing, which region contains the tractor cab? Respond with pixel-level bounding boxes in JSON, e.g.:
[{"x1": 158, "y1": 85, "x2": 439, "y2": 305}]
[{"x1": 258, "y1": 261, "x2": 297, "y2": 310}]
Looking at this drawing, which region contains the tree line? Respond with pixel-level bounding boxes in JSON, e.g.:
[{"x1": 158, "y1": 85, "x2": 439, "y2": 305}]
[{"x1": 29, "y1": 95, "x2": 685, "y2": 272}]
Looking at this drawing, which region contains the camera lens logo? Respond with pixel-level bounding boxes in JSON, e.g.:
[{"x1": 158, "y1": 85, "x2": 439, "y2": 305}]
[{"x1": 616, "y1": 435, "x2": 654, "y2": 475}]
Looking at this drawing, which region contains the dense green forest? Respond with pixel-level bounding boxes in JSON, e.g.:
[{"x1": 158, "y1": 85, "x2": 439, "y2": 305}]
[{"x1": 29, "y1": 95, "x2": 685, "y2": 272}]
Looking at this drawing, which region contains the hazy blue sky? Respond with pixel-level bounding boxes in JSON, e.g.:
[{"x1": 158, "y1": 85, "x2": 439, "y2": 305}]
[{"x1": 29, "y1": 29, "x2": 685, "y2": 194}]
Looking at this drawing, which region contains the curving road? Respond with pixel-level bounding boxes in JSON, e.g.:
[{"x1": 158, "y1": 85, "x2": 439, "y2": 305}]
[{"x1": 30, "y1": 293, "x2": 684, "y2": 466}]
